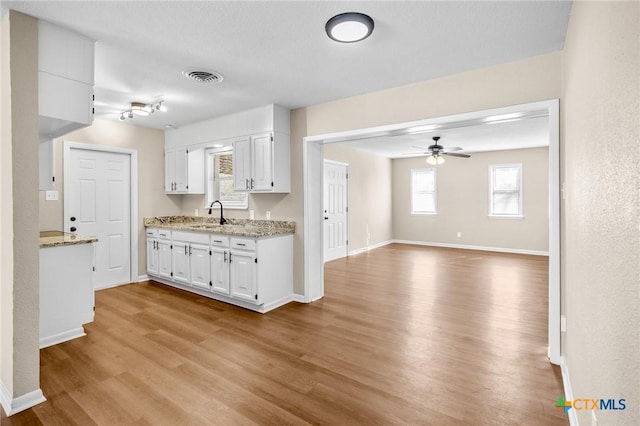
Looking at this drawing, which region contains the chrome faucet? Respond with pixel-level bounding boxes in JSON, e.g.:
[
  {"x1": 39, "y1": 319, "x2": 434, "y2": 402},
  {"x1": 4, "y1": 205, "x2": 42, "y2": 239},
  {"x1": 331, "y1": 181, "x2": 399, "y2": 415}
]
[{"x1": 208, "y1": 200, "x2": 227, "y2": 225}]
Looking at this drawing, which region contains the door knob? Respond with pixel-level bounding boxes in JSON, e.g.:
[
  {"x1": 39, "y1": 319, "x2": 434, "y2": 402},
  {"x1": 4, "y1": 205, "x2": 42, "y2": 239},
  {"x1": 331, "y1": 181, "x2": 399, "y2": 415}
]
[
  {"x1": 70, "y1": 227, "x2": 77, "y2": 232},
  {"x1": 70, "y1": 216, "x2": 76, "y2": 222}
]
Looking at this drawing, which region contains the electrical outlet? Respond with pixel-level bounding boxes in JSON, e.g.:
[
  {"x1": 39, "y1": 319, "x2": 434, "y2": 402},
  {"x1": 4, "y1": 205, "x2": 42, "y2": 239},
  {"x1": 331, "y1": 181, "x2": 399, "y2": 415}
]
[
  {"x1": 561, "y1": 315, "x2": 567, "y2": 332},
  {"x1": 266, "y1": 211, "x2": 271, "y2": 220},
  {"x1": 45, "y1": 190, "x2": 58, "y2": 201},
  {"x1": 457, "y1": 232, "x2": 462, "y2": 238}
]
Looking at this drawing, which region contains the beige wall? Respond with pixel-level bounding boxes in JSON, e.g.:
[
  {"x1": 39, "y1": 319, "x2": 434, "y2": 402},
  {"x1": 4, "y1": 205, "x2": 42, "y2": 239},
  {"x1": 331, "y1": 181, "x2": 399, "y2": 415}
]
[
  {"x1": 0, "y1": 10, "x2": 40, "y2": 401},
  {"x1": 562, "y1": 2, "x2": 639, "y2": 425},
  {"x1": 324, "y1": 144, "x2": 393, "y2": 252},
  {"x1": 393, "y1": 147, "x2": 549, "y2": 252},
  {"x1": 39, "y1": 119, "x2": 183, "y2": 277},
  {"x1": 305, "y1": 52, "x2": 561, "y2": 137}
]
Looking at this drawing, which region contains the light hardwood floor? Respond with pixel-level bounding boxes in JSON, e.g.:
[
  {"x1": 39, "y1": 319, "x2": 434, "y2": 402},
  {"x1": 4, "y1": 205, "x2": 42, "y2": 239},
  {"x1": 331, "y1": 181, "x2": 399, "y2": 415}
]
[{"x1": 2, "y1": 244, "x2": 566, "y2": 425}]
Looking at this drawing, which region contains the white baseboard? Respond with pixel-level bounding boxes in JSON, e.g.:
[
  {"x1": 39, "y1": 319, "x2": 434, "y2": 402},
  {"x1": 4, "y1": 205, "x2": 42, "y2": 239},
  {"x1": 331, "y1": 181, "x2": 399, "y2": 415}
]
[
  {"x1": 292, "y1": 294, "x2": 307, "y2": 303},
  {"x1": 0, "y1": 381, "x2": 46, "y2": 416},
  {"x1": 392, "y1": 239, "x2": 549, "y2": 256},
  {"x1": 39, "y1": 327, "x2": 86, "y2": 349},
  {"x1": 348, "y1": 240, "x2": 393, "y2": 256},
  {"x1": 137, "y1": 274, "x2": 150, "y2": 282},
  {"x1": 560, "y1": 356, "x2": 578, "y2": 426}
]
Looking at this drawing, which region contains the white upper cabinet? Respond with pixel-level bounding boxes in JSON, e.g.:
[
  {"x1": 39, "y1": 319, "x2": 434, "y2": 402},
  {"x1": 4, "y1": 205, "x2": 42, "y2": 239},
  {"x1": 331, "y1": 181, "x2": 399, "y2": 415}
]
[
  {"x1": 165, "y1": 104, "x2": 290, "y2": 194},
  {"x1": 39, "y1": 20, "x2": 94, "y2": 84},
  {"x1": 38, "y1": 20, "x2": 95, "y2": 138},
  {"x1": 165, "y1": 147, "x2": 204, "y2": 194}
]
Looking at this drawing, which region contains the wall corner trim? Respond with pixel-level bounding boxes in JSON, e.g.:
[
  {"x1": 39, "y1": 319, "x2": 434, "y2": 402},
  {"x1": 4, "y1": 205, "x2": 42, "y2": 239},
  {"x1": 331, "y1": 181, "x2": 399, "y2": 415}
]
[
  {"x1": 560, "y1": 356, "x2": 579, "y2": 426},
  {"x1": 0, "y1": 382, "x2": 46, "y2": 416}
]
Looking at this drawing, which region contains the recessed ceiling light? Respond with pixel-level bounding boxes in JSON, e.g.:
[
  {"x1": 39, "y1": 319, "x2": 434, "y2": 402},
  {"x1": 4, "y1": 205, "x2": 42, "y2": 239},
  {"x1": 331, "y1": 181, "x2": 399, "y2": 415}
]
[{"x1": 325, "y1": 12, "x2": 374, "y2": 43}]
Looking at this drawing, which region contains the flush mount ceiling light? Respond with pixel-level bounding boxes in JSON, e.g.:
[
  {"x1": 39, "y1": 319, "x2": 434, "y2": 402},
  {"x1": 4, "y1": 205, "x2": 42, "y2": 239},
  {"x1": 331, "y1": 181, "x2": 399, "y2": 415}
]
[
  {"x1": 120, "y1": 100, "x2": 167, "y2": 121},
  {"x1": 325, "y1": 12, "x2": 374, "y2": 43}
]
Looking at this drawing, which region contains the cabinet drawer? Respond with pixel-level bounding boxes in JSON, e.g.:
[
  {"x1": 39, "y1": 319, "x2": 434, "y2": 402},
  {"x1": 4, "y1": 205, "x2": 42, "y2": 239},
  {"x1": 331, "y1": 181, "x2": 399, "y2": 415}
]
[
  {"x1": 146, "y1": 228, "x2": 158, "y2": 237},
  {"x1": 173, "y1": 231, "x2": 210, "y2": 245},
  {"x1": 230, "y1": 238, "x2": 255, "y2": 251},
  {"x1": 157, "y1": 229, "x2": 171, "y2": 239},
  {"x1": 210, "y1": 235, "x2": 230, "y2": 247}
]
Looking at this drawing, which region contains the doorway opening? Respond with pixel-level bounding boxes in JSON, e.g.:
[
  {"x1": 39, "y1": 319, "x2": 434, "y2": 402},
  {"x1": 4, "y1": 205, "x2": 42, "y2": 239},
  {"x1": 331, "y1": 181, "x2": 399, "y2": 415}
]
[{"x1": 303, "y1": 99, "x2": 560, "y2": 364}]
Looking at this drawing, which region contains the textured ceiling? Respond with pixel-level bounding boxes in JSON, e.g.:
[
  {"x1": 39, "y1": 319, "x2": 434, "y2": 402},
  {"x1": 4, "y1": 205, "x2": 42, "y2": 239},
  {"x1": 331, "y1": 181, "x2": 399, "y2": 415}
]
[{"x1": 2, "y1": 1, "x2": 572, "y2": 133}]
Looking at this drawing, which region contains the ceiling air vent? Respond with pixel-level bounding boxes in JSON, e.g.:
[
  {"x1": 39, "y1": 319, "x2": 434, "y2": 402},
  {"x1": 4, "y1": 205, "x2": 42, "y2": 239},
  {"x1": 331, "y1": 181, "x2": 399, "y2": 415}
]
[{"x1": 182, "y1": 69, "x2": 224, "y2": 84}]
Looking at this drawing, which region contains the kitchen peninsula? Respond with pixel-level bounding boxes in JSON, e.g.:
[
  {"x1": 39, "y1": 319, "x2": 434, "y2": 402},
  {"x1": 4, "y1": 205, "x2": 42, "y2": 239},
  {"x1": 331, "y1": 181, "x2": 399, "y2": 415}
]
[{"x1": 39, "y1": 231, "x2": 97, "y2": 348}]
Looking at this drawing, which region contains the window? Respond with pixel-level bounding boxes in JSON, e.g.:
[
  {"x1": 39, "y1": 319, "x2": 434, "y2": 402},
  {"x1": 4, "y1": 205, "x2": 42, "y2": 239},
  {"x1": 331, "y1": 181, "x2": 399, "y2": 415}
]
[
  {"x1": 411, "y1": 168, "x2": 437, "y2": 214},
  {"x1": 206, "y1": 148, "x2": 248, "y2": 209},
  {"x1": 489, "y1": 164, "x2": 522, "y2": 217}
]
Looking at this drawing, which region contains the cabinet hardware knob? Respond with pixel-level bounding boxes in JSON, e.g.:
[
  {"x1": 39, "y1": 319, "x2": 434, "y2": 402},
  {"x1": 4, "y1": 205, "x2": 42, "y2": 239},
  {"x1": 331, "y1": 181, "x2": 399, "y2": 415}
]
[
  {"x1": 70, "y1": 216, "x2": 76, "y2": 222},
  {"x1": 70, "y1": 227, "x2": 77, "y2": 232}
]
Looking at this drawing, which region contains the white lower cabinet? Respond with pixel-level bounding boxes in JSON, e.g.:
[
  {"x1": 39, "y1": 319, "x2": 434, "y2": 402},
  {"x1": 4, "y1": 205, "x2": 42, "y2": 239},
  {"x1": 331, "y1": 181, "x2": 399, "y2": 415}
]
[
  {"x1": 189, "y1": 243, "x2": 210, "y2": 289},
  {"x1": 172, "y1": 241, "x2": 190, "y2": 284},
  {"x1": 211, "y1": 246, "x2": 230, "y2": 295},
  {"x1": 145, "y1": 227, "x2": 293, "y2": 313},
  {"x1": 230, "y1": 249, "x2": 257, "y2": 303},
  {"x1": 157, "y1": 227, "x2": 173, "y2": 279},
  {"x1": 146, "y1": 236, "x2": 159, "y2": 276}
]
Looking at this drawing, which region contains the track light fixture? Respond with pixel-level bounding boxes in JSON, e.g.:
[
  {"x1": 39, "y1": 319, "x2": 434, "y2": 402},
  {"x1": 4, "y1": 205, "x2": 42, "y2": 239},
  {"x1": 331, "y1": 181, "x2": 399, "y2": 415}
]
[{"x1": 120, "y1": 100, "x2": 167, "y2": 121}]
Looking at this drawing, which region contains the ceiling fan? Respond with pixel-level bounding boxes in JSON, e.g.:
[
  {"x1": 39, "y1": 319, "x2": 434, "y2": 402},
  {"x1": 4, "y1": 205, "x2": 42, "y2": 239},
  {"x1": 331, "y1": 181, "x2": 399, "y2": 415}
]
[{"x1": 410, "y1": 136, "x2": 471, "y2": 165}]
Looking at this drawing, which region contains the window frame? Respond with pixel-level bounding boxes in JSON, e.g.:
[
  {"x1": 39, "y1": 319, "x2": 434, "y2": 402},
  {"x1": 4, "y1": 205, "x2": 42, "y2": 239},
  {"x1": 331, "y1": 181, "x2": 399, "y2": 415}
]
[
  {"x1": 488, "y1": 163, "x2": 523, "y2": 218},
  {"x1": 206, "y1": 147, "x2": 248, "y2": 210},
  {"x1": 411, "y1": 168, "x2": 437, "y2": 215}
]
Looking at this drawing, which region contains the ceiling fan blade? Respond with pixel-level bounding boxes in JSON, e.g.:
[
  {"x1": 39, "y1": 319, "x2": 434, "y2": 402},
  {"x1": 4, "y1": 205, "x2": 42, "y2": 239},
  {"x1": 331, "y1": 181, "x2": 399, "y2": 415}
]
[
  {"x1": 443, "y1": 146, "x2": 462, "y2": 151},
  {"x1": 442, "y1": 152, "x2": 471, "y2": 158},
  {"x1": 412, "y1": 145, "x2": 430, "y2": 151}
]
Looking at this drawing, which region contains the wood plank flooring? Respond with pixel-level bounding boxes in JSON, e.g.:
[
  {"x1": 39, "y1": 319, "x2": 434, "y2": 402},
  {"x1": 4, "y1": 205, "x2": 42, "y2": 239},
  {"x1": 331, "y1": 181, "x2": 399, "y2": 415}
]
[{"x1": 2, "y1": 244, "x2": 566, "y2": 425}]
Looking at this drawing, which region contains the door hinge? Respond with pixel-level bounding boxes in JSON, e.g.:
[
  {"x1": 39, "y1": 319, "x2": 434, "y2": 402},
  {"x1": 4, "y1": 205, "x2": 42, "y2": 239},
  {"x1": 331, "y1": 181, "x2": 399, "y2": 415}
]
[
  {"x1": 186, "y1": 185, "x2": 189, "y2": 190},
  {"x1": 254, "y1": 258, "x2": 258, "y2": 263},
  {"x1": 255, "y1": 294, "x2": 258, "y2": 300},
  {"x1": 171, "y1": 245, "x2": 173, "y2": 249},
  {"x1": 346, "y1": 173, "x2": 349, "y2": 179},
  {"x1": 346, "y1": 239, "x2": 348, "y2": 245},
  {"x1": 170, "y1": 272, "x2": 173, "y2": 277},
  {"x1": 209, "y1": 281, "x2": 212, "y2": 287},
  {"x1": 346, "y1": 206, "x2": 348, "y2": 212},
  {"x1": 186, "y1": 149, "x2": 189, "y2": 154},
  {"x1": 271, "y1": 181, "x2": 274, "y2": 187},
  {"x1": 93, "y1": 306, "x2": 96, "y2": 311},
  {"x1": 209, "y1": 250, "x2": 212, "y2": 256},
  {"x1": 270, "y1": 135, "x2": 274, "y2": 142},
  {"x1": 92, "y1": 266, "x2": 95, "y2": 272},
  {"x1": 52, "y1": 176, "x2": 55, "y2": 182}
]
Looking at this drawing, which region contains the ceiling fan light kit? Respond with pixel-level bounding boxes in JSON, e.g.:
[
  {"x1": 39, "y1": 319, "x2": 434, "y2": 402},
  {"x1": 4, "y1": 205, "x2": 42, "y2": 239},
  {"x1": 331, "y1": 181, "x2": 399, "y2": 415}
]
[{"x1": 409, "y1": 136, "x2": 471, "y2": 165}]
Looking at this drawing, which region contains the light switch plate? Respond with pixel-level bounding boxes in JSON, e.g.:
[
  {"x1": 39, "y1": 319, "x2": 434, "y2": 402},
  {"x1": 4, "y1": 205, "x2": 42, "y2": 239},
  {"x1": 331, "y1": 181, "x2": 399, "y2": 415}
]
[{"x1": 45, "y1": 190, "x2": 59, "y2": 201}]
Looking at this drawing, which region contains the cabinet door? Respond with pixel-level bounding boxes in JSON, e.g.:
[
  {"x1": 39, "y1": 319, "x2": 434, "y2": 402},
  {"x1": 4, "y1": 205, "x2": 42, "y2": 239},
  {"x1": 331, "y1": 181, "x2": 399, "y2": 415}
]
[
  {"x1": 230, "y1": 251, "x2": 257, "y2": 303},
  {"x1": 157, "y1": 239, "x2": 172, "y2": 279},
  {"x1": 174, "y1": 148, "x2": 188, "y2": 192},
  {"x1": 172, "y1": 241, "x2": 190, "y2": 284},
  {"x1": 146, "y1": 237, "x2": 159, "y2": 276},
  {"x1": 251, "y1": 133, "x2": 273, "y2": 191},
  {"x1": 165, "y1": 149, "x2": 176, "y2": 192},
  {"x1": 211, "y1": 247, "x2": 230, "y2": 295},
  {"x1": 232, "y1": 138, "x2": 251, "y2": 191},
  {"x1": 189, "y1": 243, "x2": 210, "y2": 290}
]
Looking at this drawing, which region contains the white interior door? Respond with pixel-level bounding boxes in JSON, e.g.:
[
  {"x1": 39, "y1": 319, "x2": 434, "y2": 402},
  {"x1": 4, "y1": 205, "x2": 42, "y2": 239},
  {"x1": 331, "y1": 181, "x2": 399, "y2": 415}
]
[
  {"x1": 323, "y1": 160, "x2": 348, "y2": 262},
  {"x1": 66, "y1": 147, "x2": 131, "y2": 289}
]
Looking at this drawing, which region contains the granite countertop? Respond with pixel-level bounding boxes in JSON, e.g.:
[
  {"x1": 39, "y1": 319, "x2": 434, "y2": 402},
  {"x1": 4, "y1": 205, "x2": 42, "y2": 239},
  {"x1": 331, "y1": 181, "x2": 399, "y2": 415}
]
[
  {"x1": 40, "y1": 231, "x2": 98, "y2": 248},
  {"x1": 144, "y1": 216, "x2": 295, "y2": 238}
]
